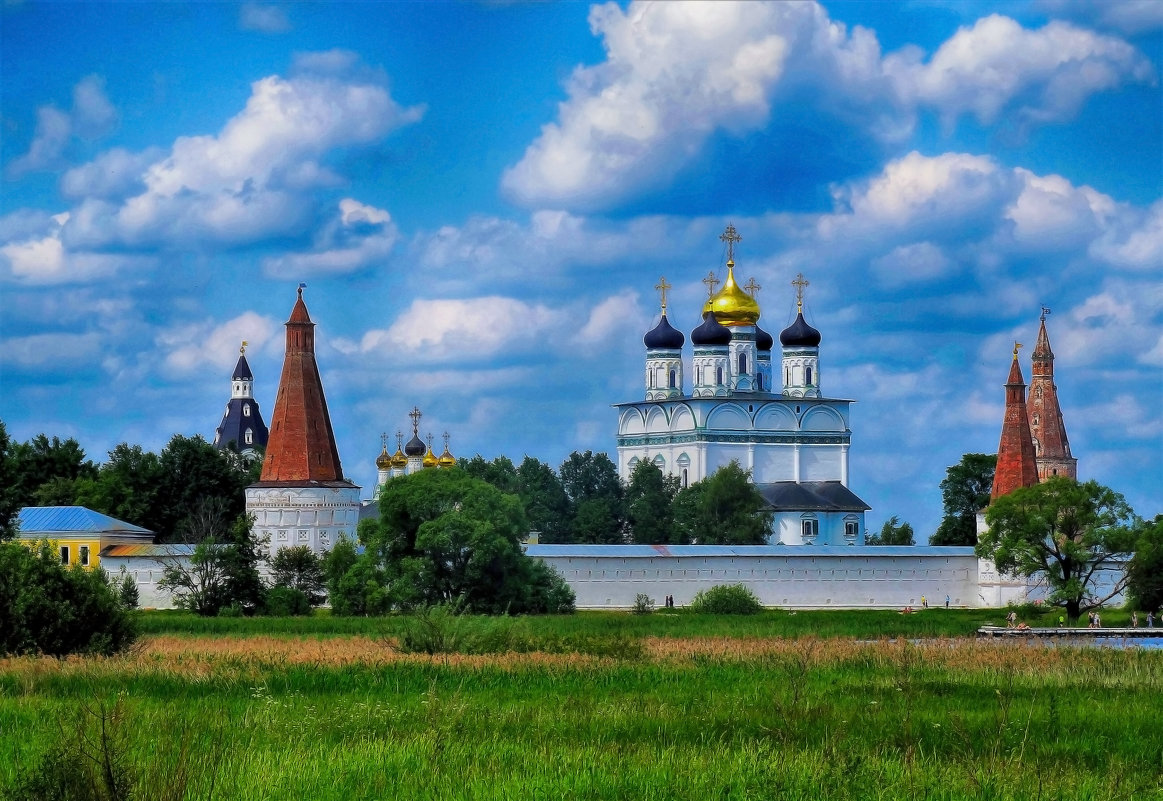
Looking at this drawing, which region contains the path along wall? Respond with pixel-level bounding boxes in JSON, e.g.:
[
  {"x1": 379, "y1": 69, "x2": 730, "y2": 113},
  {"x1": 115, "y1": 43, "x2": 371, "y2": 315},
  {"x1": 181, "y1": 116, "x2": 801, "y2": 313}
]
[{"x1": 525, "y1": 545, "x2": 1029, "y2": 609}]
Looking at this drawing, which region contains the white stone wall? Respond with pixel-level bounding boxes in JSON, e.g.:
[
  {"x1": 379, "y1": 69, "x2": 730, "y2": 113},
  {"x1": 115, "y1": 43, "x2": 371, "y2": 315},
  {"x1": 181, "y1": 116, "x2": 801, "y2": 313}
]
[
  {"x1": 527, "y1": 545, "x2": 1029, "y2": 609},
  {"x1": 101, "y1": 555, "x2": 186, "y2": 610},
  {"x1": 246, "y1": 485, "x2": 361, "y2": 558}
]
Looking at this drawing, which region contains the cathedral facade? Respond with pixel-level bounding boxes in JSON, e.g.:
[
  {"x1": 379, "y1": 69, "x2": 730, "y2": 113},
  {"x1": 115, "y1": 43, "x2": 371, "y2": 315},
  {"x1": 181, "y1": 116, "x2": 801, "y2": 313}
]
[{"x1": 616, "y1": 226, "x2": 869, "y2": 546}]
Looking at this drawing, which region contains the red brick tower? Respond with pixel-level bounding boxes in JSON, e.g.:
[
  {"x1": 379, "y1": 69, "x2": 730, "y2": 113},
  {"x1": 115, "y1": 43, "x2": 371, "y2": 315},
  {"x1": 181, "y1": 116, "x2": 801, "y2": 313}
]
[
  {"x1": 255, "y1": 285, "x2": 352, "y2": 486},
  {"x1": 1028, "y1": 310, "x2": 1077, "y2": 482},
  {"x1": 990, "y1": 344, "x2": 1039, "y2": 500}
]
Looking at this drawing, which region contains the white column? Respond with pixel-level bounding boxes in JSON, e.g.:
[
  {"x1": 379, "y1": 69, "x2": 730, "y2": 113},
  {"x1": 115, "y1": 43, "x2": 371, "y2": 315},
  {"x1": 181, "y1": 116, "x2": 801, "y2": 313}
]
[
  {"x1": 793, "y1": 443, "x2": 801, "y2": 482},
  {"x1": 840, "y1": 444, "x2": 849, "y2": 486}
]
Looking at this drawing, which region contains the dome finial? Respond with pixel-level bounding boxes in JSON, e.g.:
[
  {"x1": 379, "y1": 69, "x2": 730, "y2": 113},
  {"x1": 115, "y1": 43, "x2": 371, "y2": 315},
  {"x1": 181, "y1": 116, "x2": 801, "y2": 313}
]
[
  {"x1": 409, "y1": 406, "x2": 422, "y2": 435},
  {"x1": 792, "y1": 272, "x2": 809, "y2": 313},
  {"x1": 744, "y1": 277, "x2": 761, "y2": 297},
  {"x1": 1040, "y1": 305, "x2": 1051, "y2": 323},
  {"x1": 655, "y1": 276, "x2": 671, "y2": 315},
  {"x1": 240, "y1": 339, "x2": 248, "y2": 355},
  {"x1": 1013, "y1": 341, "x2": 1023, "y2": 360},
  {"x1": 719, "y1": 223, "x2": 742, "y2": 263},
  {"x1": 297, "y1": 281, "x2": 306, "y2": 298},
  {"x1": 702, "y1": 270, "x2": 720, "y2": 299}
]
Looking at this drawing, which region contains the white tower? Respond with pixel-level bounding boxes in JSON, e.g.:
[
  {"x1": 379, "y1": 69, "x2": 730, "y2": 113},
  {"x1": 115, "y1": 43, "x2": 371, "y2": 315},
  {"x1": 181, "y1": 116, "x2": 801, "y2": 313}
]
[
  {"x1": 780, "y1": 273, "x2": 821, "y2": 398},
  {"x1": 644, "y1": 276, "x2": 685, "y2": 400}
]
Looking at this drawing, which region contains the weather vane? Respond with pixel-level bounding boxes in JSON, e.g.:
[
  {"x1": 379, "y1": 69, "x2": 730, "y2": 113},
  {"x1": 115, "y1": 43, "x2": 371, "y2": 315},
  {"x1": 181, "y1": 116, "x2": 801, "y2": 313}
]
[
  {"x1": 1013, "y1": 341, "x2": 1024, "y2": 359},
  {"x1": 1041, "y1": 306, "x2": 1051, "y2": 321},
  {"x1": 240, "y1": 340, "x2": 248, "y2": 354}
]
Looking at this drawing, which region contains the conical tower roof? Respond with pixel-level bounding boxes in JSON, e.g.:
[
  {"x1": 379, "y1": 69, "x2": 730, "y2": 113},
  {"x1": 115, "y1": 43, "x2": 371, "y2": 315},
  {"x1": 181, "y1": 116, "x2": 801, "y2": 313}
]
[
  {"x1": 1028, "y1": 313, "x2": 1076, "y2": 481},
  {"x1": 254, "y1": 286, "x2": 353, "y2": 487},
  {"x1": 990, "y1": 345, "x2": 1039, "y2": 501}
]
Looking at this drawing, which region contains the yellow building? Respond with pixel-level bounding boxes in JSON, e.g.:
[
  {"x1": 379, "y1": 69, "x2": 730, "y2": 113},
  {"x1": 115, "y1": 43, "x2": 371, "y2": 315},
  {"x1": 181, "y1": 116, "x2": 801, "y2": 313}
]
[{"x1": 17, "y1": 506, "x2": 154, "y2": 569}]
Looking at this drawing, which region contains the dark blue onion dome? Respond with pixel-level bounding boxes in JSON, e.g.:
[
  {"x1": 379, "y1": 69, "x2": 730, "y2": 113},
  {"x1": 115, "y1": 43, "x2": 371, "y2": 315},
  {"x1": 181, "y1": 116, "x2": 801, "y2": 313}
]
[
  {"x1": 755, "y1": 323, "x2": 774, "y2": 351},
  {"x1": 404, "y1": 433, "x2": 426, "y2": 457},
  {"x1": 644, "y1": 314, "x2": 685, "y2": 350},
  {"x1": 691, "y1": 311, "x2": 732, "y2": 346},
  {"x1": 232, "y1": 354, "x2": 253, "y2": 380},
  {"x1": 779, "y1": 311, "x2": 821, "y2": 347}
]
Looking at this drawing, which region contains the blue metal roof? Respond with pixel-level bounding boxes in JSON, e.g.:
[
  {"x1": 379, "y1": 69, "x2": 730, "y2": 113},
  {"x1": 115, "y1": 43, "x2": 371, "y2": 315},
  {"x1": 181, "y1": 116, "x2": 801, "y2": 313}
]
[{"x1": 18, "y1": 506, "x2": 154, "y2": 537}]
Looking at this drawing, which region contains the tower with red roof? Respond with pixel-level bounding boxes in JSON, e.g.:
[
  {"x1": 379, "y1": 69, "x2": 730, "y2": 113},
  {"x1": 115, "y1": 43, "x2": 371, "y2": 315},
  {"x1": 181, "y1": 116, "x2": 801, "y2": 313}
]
[{"x1": 1028, "y1": 311, "x2": 1077, "y2": 482}]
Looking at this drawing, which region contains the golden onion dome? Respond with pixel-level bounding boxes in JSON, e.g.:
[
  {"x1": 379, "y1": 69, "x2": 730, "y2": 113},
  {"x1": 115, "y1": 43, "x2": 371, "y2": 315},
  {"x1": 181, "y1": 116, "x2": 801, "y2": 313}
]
[
  {"x1": 375, "y1": 447, "x2": 393, "y2": 470},
  {"x1": 423, "y1": 449, "x2": 439, "y2": 468},
  {"x1": 391, "y1": 448, "x2": 408, "y2": 468},
  {"x1": 439, "y1": 448, "x2": 456, "y2": 468},
  {"x1": 704, "y1": 260, "x2": 760, "y2": 326}
]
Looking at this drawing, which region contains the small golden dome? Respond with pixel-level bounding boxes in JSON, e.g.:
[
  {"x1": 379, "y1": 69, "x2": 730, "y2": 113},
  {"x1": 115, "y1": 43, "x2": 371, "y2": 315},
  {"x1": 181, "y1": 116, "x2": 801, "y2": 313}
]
[
  {"x1": 375, "y1": 447, "x2": 392, "y2": 470},
  {"x1": 439, "y1": 448, "x2": 456, "y2": 468},
  {"x1": 423, "y1": 449, "x2": 439, "y2": 468},
  {"x1": 391, "y1": 448, "x2": 407, "y2": 468},
  {"x1": 704, "y1": 260, "x2": 760, "y2": 326}
]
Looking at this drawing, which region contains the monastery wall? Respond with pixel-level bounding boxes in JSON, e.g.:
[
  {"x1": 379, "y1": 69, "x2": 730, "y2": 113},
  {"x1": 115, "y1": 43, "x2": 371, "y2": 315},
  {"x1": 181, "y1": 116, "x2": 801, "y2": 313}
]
[{"x1": 526, "y1": 545, "x2": 1030, "y2": 609}]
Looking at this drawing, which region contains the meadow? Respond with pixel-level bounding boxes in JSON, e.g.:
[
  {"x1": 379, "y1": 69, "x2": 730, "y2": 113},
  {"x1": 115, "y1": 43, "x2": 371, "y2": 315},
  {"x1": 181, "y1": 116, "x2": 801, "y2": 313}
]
[{"x1": 2, "y1": 610, "x2": 1161, "y2": 800}]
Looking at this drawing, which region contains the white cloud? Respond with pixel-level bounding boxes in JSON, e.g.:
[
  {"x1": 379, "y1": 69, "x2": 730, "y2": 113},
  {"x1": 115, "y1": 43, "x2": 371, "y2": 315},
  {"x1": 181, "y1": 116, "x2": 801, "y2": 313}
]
[
  {"x1": 159, "y1": 311, "x2": 280, "y2": 375},
  {"x1": 61, "y1": 147, "x2": 164, "y2": 199},
  {"x1": 0, "y1": 332, "x2": 103, "y2": 369},
  {"x1": 574, "y1": 293, "x2": 642, "y2": 349},
  {"x1": 263, "y1": 198, "x2": 399, "y2": 277},
  {"x1": 1089, "y1": 199, "x2": 1163, "y2": 270},
  {"x1": 1039, "y1": 0, "x2": 1163, "y2": 35},
  {"x1": 1004, "y1": 168, "x2": 1114, "y2": 248},
  {"x1": 0, "y1": 212, "x2": 155, "y2": 285},
  {"x1": 6, "y1": 75, "x2": 116, "y2": 177},
  {"x1": 239, "y1": 3, "x2": 291, "y2": 33},
  {"x1": 870, "y1": 242, "x2": 955, "y2": 287}
]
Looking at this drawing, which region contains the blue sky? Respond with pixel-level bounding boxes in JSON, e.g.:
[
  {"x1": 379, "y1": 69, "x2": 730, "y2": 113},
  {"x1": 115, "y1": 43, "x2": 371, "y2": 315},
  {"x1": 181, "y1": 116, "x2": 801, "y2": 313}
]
[{"x1": 2, "y1": 0, "x2": 1160, "y2": 538}]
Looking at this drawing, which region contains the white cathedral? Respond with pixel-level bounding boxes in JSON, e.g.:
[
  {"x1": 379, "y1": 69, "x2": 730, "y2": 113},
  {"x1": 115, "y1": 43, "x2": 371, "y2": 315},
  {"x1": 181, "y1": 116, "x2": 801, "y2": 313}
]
[{"x1": 615, "y1": 225, "x2": 869, "y2": 546}]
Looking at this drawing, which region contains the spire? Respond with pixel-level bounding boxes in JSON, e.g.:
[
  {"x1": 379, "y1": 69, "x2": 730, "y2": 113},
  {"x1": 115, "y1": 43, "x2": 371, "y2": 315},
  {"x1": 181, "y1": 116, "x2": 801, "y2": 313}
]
[
  {"x1": 1028, "y1": 310, "x2": 1076, "y2": 481},
  {"x1": 256, "y1": 286, "x2": 351, "y2": 486},
  {"x1": 990, "y1": 343, "x2": 1039, "y2": 500}
]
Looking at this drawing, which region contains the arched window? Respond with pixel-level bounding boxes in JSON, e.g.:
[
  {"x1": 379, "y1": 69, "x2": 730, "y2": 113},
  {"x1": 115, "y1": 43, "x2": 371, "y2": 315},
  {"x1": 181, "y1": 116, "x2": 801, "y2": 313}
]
[
  {"x1": 648, "y1": 370, "x2": 654, "y2": 388},
  {"x1": 669, "y1": 369, "x2": 676, "y2": 388},
  {"x1": 245, "y1": 429, "x2": 253, "y2": 445},
  {"x1": 757, "y1": 373, "x2": 763, "y2": 391},
  {"x1": 681, "y1": 468, "x2": 688, "y2": 488},
  {"x1": 805, "y1": 366, "x2": 813, "y2": 385},
  {"x1": 243, "y1": 404, "x2": 251, "y2": 417},
  {"x1": 716, "y1": 366, "x2": 723, "y2": 385},
  {"x1": 739, "y1": 353, "x2": 747, "y2": 374}
]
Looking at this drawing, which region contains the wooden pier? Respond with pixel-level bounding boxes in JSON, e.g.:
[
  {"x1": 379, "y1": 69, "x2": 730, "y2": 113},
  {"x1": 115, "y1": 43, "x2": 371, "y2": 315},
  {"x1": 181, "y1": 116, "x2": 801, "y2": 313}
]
[{"x1": 977, "y1": 626, "x2": 1161, "y2": 639}]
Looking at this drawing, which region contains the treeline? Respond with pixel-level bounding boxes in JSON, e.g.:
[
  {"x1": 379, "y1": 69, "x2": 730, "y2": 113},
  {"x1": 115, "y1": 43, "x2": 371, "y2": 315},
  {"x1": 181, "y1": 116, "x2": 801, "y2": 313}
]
[
  {"x1": 0, "y1": 421, "x2": 259, "y2": 542},
  {"x1": 458, "y1": 452, "x2": 772, "y2": 545}
]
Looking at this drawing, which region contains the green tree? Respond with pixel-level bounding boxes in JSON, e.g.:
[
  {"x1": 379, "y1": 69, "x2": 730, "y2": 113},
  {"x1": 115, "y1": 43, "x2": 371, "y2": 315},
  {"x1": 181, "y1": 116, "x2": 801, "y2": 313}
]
[
  {"x1": 515, "y1": 456, "x2": 571, "y2": 543},
  {"x1": 0, "y1": 422, "x2": 18, "y2": 541},
  {"x1": 458, "y1": 455, "x2": 519, "y2": 494},
  {"x1": 361, "y1": 468, "x2": 573, "y2": 614},
  {"x1": 74, "y1": 443, "x2": 166, "y2": 532},
  {"x1": 559, "y1": 451, "x2": 625, "y2": 543},
  {"x1": 323, "y1": 532, "x2": 392, "y2": 616},
  {"x1": 6, "y1": 433, "x2": 98, "y2": 511},
  {"x1": 269, "y1": 545, "x2": 326, "y2": 606},
  {"x1": 0, "y1": 542, "x2": 137, "y2": 656},
  {"x1": 1127, "y1": 515, "x2": 1163, "y2": 613},
  {"x1": 673, "y1": 462, "x2": 772, "y2": 545},
  {"x1": 930, "y1": 453, "x2": 996, "y2": 546},
  {"x1": 625, "y1": 460, "x2": 680, "y2": 544},
  {"x1": 867, "y1": 515, "x2": 916, "y2": 546},
  {"x1": 980, "y1": 477, "x2": 1138, "y2": 621},
  {"x1": 159, "y1": 503, "x2": 265, "y2": 616}
]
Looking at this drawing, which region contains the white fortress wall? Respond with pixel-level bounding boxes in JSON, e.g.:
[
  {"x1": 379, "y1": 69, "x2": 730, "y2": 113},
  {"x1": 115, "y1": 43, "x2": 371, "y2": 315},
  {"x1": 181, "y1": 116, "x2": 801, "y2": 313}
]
[{"x1": 526, "y1": 545, "x2": 1030, "y2": 609}]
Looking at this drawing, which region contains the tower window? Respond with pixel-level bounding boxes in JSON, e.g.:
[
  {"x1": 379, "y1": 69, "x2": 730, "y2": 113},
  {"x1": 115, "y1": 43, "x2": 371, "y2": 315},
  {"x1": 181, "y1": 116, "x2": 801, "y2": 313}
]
[
  {"x1": 682, "y1": 468, "x2": 688, "y2": 488},
  {"x1": 805, "y1": 366, "x2": 813, "y2": 385},
  {"x1": 739, "y1": 353, "x2": 747, "y2": 374},
  {"x1": 245, "y1": 429, "x2": 253, "y2": 445},
  {"x1": 243, "y1": 404, "x2": 251, "y2": 417},
  {"x1": 669, "y1": 369, "x2": 676, "y2": 388},
  {"x1": 757, "y1": 374, "x2": 764, "y2": 391},
  {"x1": 716, "y1": 367, "x2": 723, "y2": 385}
]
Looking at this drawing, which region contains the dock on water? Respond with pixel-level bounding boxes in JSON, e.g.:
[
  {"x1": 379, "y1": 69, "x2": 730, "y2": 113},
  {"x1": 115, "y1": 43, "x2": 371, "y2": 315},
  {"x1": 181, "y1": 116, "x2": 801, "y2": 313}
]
[{"x1": 977, "y1": 626, "x2": 1160, "y2": 639}]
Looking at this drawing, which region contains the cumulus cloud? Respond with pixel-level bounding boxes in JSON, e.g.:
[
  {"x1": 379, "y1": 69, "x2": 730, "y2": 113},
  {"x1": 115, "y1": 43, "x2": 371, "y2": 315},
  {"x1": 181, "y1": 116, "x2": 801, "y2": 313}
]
[
  {"x1": 61, "y1": 147, "x2": 165, "y2": 199},
  {"x1": 1089, "y1": 199, "x2": 1163, "y2": 269},
  {"x1": 1039, "y1": 0, "x2": 1163, "y2": 35},
  {"x1": 574, "y1": 293, "x2": 642, "y2": 349},
  {"x1": 159, "y1": 311, "x2": 280, "y2": 375},
  {"x1": 502, "y1": 3, "x2": 1153, "y2": 211},
  {"x1": 239, "y1": 3, "x2": 291, "y2": 33},
  {"x1": 870, "y1": 242, "x2": 955, "y2": 287},
  {"x1": 6, "y1": 75, "x2": 117, "y2": 177},
  {"x1": 0, "y1": 211, "x2": 155, "y2": 285},
  {"x1": 0, "y1": 332, "x2": 104, "y2": 370},
  {"x1": 263, "y1": 198, "x2": 399, "y2": 277}
]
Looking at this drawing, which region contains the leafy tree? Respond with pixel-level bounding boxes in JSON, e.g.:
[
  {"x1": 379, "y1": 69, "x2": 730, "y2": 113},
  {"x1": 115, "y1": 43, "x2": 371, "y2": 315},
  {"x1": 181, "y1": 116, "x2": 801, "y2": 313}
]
[
  {"x1": 458, "y1": 455, "x2": 519, "y2": 494},
  {"x1": 0, "y1": 542, "x2": 136, "y2": 656},
  {"x1": 625, "y1": 460, "x2": 680, "y2": 544},
  {"x1": 515, "y1": 456, "x2": 571, "y2": 543},
  {"x1": 980, "y1": 477, "x2": 1138, "y2": 621},
  {"x1": 673, "y1": 462, "x2": 772, "y2": 545},
  {"x1": 930, "y1": 453, "x2": 996, "y2": 546},
  {"x1": 559, "y1": 451, "x2": 625, "y2": 543},
  {"x1": 360, "y1": 468, "x2": 574, "y2": 614},
  {"x1": 6, "y1": 433, "x2": 98, "y2": 510},
  {"x1": 269, "y1": 545, "x2": 326, "y2": 606},
  {"x1": 116, "y1": 569, "x2": 139, "y2": 610},
  {"x1": 159, "y1": 503, "x2": 266, "y2": 616},
  {"x1": 0, "y1": 421, "x2": 18, "y2": 541},
  {"x1": 74, "y1": 443, "x2": 165, "y2": 532},
  {"x1": 1127, "y1": 515, "x2": 1163, "y2": 613},
  {"x1": 867, "y1": 515, "x2": 916, "y2": 546}
]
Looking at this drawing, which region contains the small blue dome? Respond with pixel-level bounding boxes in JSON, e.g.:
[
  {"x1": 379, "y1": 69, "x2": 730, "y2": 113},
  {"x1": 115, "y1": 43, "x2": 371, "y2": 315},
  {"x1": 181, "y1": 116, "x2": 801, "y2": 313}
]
[
  {"x1": 691, "y1": 312, "x2": 732, "y2": 346},
  {"x1": 644, "y1": 314, "x2": 685, "y2": 350},
  {"x1": 779, "y1": 312, "x2": 821, "y2": 348},
  {"x1": 755, "y1": 324, "x2": 774, "y2": 351}
]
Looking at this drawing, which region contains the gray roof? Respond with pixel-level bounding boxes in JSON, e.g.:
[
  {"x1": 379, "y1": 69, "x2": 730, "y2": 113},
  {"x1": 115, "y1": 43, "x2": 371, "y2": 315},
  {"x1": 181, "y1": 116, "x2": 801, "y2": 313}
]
[
  {"x1": 18, "y1": 506, "x2": 154, "y2": 538},
  {"x1": 756, "y1": 481, "x2": 871, "y2": 512},
  {"x1": 525, "y1": 544, "x2": 976, "y2": 557}
]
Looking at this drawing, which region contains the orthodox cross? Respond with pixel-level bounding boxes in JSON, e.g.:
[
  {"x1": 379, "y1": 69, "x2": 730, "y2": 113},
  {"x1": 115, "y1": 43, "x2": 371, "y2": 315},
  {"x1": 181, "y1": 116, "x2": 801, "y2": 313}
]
[
  {"x1": 380, "y1": 432, "x2": 388, "y2": 451},
  {"x1": 409, "y1": 406, "x2": 422, "y2": 435},
  {"x1": 1040, "y1": 306, "x2": 1051, "y2": 321},
  {"x1": 655, "y1": 276, "x2": 671, "y2": 314},
  {"x1": 702, "y1": 270, "x2": 721, "y2": 298},
  {"x1": 744, "y1": 277, "x2": 761, "y2": 297},
  {"x1": 1012, "y1": 341, "x2": 1023, "y2": 359},
  {"x1": 396, "y1": 431, "x2": 404, "y2": 451},
  {"x1": 792, "y1": 272, "x2": 809, "y2": 311},
  {"x1": 240, "y1": 340, "x2": 248, "y2": 354},
  {"x1": 719, "y1": 224, "x2": 741, "y2": 262},
  {"x1": 442, "y1": 431, "x2": 451, "y2": 451},
  {"x1": 425, "y1": 433, "x2": 434, "y2": 452}
]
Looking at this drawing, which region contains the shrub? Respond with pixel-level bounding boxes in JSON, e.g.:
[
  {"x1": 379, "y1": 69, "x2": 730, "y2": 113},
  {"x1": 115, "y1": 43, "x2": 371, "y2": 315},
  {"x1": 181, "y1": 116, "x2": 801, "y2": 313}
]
[
  {"x1": 631, "y1": 593, "x2": 655, "y2": 615},
  {"x1": 0, "y1": 542, "x2": 137, "y2": 657},
  {"x1": 394, "y1": 603, "x2": 469, "y2": 655},
  {"x1": 117, "y1": 569, "x2": 139, "y2": 610},
  {"x1": 264, "y1": 586, "x2": 312, "y2": 617},
  {"x1": 688, "y1": 583, "x2": 763, "y2": 615}
]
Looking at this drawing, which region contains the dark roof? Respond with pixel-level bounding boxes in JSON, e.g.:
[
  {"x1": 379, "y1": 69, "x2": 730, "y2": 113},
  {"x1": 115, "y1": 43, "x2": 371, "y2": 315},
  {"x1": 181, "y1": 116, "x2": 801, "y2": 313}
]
[
  {"x1": 756, "y1": 481, "x2": 871, "y2": 512},
  {"x1": 643, "y1": 314, "x2": 685, "y2": 350},
  {"x1": 18, "y1": 506, "x2": 154, "y2": 538},
  {"x1": 232, "y1": 354, "x2": 253, "y2": 380},
  {"x1": 404, "y1": 433, "x2": 426, "y2": 457},
  {"x1": 755, "y1": 323, "x2": 774, "y2": 351},
  {"x1": 691, "y1": 312, "x2": 732, "y2": 346},
  {"x1": 214, "y1": 398, "x2": 269, "y2": 452},
  {"x1": 779, "y1": 311, "x2": 821, "y2": 347}
]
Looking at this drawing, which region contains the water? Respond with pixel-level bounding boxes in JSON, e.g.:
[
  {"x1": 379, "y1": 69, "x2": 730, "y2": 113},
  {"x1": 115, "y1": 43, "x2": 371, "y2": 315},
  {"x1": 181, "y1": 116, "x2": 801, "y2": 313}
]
[{"x1": 1091, "y1": 636, "x2": 1163, "y2": 650}]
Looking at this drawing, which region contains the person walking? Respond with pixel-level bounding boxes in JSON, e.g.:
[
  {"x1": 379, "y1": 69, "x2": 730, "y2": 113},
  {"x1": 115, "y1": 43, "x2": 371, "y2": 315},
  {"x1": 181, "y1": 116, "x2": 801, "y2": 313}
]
[
  {"x1": 945, "y1": 595, "x2": 950, "y2": 609},
  {"x1": 1132, "y1": 611, "x2": 1139, "y2": 628},
  {"x1": 921, "y1": 595, "x2": 927, "y2": 609},
  {"x1": 1149, "y1": 610, "x2": 1155, "y2": 629}
]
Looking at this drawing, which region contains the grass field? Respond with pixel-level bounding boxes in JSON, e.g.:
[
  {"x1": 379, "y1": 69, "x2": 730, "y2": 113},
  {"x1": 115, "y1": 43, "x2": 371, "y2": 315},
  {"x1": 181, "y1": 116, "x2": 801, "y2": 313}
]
[{"x1": 2, "y1": 610, "x2": 1161, "y2": 800}]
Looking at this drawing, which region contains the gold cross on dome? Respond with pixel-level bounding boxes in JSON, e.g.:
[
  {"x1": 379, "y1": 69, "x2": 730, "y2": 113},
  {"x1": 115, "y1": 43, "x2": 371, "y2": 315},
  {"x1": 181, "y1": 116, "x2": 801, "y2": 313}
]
[
  {"x1": 1013, "y1": 342, "x2": 1023, "y2": 359},
  {"x1": 380, "y1": 432, "x2": 388, "y2": 450},
  {"x1": 654, "y1": 276, "x2": 671, "y2": 314},
  {"x1": 409, "y1": 406, "x2": 422, "y2": 434},
  {"x1": 744, "y1": 277, "x2": 761, "y2": 297},
  {"x1": 719, "y1": 224, "x2": 742, "y2": 262},
  {"x1": 791, "y1": 272, "x2": 809, "y2": 311},
  {"x1": 425, "y1": 433, "x2": 434, "y2": 451},
  {"x1": 396, "y1": 431, "x2": 404, "y2": 450},
  {"x1": 702, "y1": 270, "x2": 721, "y2": 298},
  {"x1": 442, "y1": 431, "x2": 451, "y2": 450}
]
